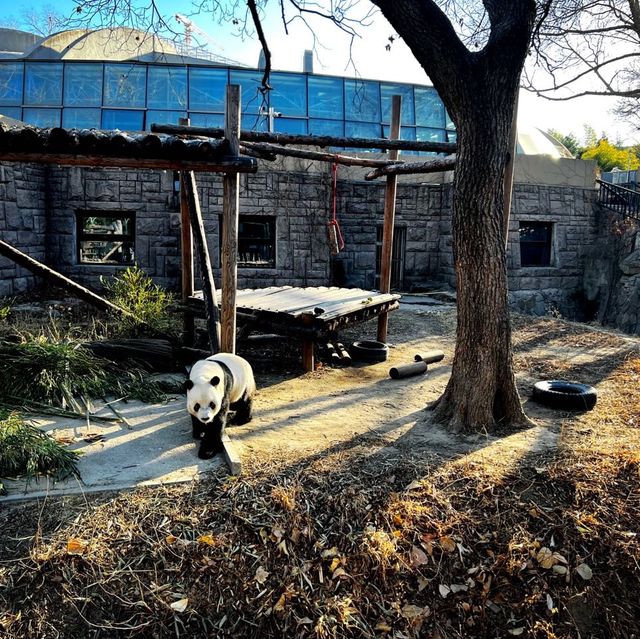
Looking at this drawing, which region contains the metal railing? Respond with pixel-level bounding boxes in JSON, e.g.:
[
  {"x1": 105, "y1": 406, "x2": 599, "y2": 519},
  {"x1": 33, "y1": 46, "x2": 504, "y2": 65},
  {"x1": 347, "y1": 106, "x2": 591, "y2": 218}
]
[{"x1": 597, "y1": 179, "x2": 640, "y2": 221}]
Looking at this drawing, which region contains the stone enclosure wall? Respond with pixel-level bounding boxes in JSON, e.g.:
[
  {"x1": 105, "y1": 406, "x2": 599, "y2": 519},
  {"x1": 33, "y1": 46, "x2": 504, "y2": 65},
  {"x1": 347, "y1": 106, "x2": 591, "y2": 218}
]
[
  {"x1": 0, "y1": 163, "x2": 47, "y2": 297},
  {"x1": 1, "y1": 160, "x2": 629, "y2": 331}
]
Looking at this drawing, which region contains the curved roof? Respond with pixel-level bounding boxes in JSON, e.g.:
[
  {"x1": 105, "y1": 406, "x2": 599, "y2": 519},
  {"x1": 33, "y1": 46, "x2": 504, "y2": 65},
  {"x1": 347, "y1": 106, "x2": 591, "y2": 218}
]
[
  {"x1": 517, "y1": 126, "x2": 574, "y2": 158},
  {"x1": 24, "y1": 26, "x2": 176, "y2": 61}
]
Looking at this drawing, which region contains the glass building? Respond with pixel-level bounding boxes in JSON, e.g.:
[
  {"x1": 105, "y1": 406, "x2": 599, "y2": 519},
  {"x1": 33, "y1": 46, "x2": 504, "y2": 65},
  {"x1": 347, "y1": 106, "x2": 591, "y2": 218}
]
[{"x1": 0, "y1": 28, "x2": 456, "y2": 148}]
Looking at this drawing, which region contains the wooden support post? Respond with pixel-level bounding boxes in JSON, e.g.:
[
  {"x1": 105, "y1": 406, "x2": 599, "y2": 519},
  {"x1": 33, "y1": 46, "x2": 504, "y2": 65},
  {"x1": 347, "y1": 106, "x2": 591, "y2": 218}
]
[
  {"x1": 183, "y1": 170, "x2": 220, "y2": 353},
  {"x1": 503, "y1": 93, "x2": 519, "y2": 248},
  {"x1": 302, "y1": 339, "x2": 315, "y2": 373},
  {"x1": 377, "y1": 95, "x2": 402, "y2": 343},
  {"x1": 221, "y1": 84, "x2": 241, "y2": 353},
  {"x1": 179, "y1": 118, "x2": 196, "y2": 345}
]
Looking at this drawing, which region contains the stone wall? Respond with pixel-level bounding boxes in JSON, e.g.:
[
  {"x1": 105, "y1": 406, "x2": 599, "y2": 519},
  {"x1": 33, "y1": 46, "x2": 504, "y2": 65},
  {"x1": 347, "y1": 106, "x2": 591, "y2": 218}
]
[
  {"x1": 0, "y1": 163, "x2": 47, "y2": 297},
  {"x1": 0, "y1": 162, "x2": 600, "y2": 326}
]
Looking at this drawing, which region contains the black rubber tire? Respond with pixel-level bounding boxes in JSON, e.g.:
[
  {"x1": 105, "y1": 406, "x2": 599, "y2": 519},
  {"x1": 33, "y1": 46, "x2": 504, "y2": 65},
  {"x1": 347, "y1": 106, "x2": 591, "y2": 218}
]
[
  {"x1": 349, "y1": 340, "x2": 389, "y2": 363},
  {"x1": 532, "y1": 380, "x2": 597, "y2": 411}
]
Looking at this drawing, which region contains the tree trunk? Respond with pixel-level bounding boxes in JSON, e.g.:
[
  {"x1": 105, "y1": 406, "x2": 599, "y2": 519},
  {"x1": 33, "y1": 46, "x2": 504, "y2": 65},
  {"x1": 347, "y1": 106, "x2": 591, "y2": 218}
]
[{"x1": 431, "y1": 97, "x2": 530, "y2": 433}]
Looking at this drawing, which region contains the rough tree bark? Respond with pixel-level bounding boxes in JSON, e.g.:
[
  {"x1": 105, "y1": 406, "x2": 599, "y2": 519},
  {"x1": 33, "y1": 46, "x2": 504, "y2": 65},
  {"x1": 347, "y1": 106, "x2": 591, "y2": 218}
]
[{"x1": 373, "y1": 0, "x2": 537, "y2": 433}]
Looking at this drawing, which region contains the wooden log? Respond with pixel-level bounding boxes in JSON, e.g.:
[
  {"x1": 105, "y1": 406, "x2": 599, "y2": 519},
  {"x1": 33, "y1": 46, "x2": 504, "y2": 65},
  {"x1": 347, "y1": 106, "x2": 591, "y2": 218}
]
[
  {"x1": 302, "y1": 339, "x2": 315, "y2": 372},
  {"x1": 84, "y1": 338, "x2": 175, "y2": 371},
  {"x1": 365, "y1": 155, "x2": 457, "y2": 180},
  {"x1": 238, "y1": 144, "x2": 277, "y2": 161},
  {"x1": 179, "y1": 140, "x2": 195, "y2": 303},
  {"x1": 183, "y1": 171, "x2": 221, "y2": 352},
  {"x1": 413, "y1": 350, "x2": 445, "y2": 364},
  {"x1": 239, "y1": 141, "x2": 404, "y2": 168},
  {"x1": 377, "y1": 95, "x2": 402, "y2": 343},
  {"x1": 0, "y1": 239, "x2": 137, "y2": 318},
  {"x1": 139, "y1": 133, "x2": 163, "y2": 157},
  {"x1": 221, "y1": 84, "x2": 241, "y2": 354},
  {"x1": 151, "y1": 123, "x2": 457, "y2": 154},
  {"x1": 0, "y1": 151, "x2": 257, "y2": 173},
  {"x1": 389, "y1": 361, "x2": 428, "y2": 379}
]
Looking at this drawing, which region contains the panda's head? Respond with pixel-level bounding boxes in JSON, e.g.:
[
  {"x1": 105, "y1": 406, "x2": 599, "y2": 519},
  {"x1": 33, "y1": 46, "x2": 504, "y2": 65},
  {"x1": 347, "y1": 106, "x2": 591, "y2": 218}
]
[{"x1": 186, "y1": 374, "x2": 223, "y2": 424}]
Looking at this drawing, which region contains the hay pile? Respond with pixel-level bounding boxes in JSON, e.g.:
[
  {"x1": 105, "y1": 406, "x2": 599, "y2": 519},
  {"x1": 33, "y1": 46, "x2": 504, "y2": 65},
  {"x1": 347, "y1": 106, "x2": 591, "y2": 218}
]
[{"x1": 0, "y1": 411, "x2": 79, "y2": 490}]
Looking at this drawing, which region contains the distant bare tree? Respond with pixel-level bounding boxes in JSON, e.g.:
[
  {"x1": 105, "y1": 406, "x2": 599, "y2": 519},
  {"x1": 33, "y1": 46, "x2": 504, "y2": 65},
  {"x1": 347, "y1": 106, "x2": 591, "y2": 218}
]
[
  {"x1": 525, "y1": 1, "x2": 640, "y2": 128},
  {"x1": 0, "y1": 4, "x2": 68, "y2": 36}
]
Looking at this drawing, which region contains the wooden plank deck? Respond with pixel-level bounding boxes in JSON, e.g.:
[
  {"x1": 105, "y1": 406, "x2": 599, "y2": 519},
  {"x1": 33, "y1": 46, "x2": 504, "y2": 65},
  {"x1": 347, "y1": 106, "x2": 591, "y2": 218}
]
[{"x1": 187, "y1": 286, "x2": 401, "y2": 371}]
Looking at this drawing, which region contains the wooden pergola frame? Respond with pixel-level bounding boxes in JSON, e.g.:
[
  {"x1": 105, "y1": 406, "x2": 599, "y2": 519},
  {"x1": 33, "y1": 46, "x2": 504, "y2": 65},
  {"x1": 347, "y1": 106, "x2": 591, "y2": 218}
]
[{"x1": 0, "y1": 86, "x2": 465, "y2": 362}]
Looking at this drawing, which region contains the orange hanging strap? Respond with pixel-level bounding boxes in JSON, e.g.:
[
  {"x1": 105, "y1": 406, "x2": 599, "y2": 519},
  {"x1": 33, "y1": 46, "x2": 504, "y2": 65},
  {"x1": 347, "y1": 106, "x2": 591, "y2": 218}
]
[{"x1": 328, "y1": 162, "x2": 345, "y2": 253}]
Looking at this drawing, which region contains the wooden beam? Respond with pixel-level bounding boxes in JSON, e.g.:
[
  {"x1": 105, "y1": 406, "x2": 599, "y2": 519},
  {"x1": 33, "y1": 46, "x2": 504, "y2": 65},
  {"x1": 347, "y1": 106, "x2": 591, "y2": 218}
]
[
  {"x1": 179, "y1": 119, "x2": 195, "y2": 304},
  {"x1": 183, "y1": 171, "x2": 220, "y2": 353},
  {"x1": 239, "y1": 141, "x2": 404, "y2": 168},
  {"x1": 302, "y1": 339, "x2": 315, "y2": 373},
  {"x1": 0, "y1": 239, "x2": 137, "y2": 319},
  {"x1": 0, "y1": 152, "x2": 257, "y2": 173},
  {"x1": 377, "y1": 95, "x2": 402, "y2": 344},
  {"x1": 151, "y1": 123, "x2": 457, "y2": 154},
  {"x1": 221, "y1": 84, "x2": 241, "y2": 353},
  {"x1": 365, "y1": 155, "x2": 457, "y2": 180}
]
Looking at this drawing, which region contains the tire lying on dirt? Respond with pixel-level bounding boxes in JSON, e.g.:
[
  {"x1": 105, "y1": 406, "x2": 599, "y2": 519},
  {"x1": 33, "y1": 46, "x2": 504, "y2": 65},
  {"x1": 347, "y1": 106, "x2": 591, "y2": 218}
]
[
  {"x1": 532, "y1": 380, "x2": 597, "y2": 411},
  {"x1": 349, "y1": 340, "x2": 389, "y2": 363}
]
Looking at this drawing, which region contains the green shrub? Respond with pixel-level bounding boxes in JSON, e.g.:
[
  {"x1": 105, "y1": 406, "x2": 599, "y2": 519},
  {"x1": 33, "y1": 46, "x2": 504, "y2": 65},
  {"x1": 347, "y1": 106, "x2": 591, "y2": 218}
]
[
  {"x1": 0, "y1": 410, "x2": 80, "y2": 482},
  {"x1": 101, "y1": 265, "x2": 177, "y2": 337}
]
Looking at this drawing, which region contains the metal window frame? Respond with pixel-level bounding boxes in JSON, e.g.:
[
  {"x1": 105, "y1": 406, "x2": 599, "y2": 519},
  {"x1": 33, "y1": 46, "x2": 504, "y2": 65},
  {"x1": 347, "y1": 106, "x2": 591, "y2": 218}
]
[{"x1": 76, "y1": 210, "x2": 136, "y2": 266}]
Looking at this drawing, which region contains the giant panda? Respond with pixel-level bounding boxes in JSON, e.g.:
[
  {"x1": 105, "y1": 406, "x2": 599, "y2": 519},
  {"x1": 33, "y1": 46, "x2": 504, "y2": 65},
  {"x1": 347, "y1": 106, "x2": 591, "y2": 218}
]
[{"x1": 186, "y1": 353, "x2": 256, "y2": 459}]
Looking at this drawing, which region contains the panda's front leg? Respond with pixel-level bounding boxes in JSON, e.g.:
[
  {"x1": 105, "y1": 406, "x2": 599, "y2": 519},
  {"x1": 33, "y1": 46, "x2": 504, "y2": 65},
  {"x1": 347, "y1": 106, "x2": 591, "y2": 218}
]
[
  {"x1": 191, "y1": 414, "x2": 204, "y2": 439},
  {"x1": 198, "y1": 411, "x2": 227, "y2": 459}
]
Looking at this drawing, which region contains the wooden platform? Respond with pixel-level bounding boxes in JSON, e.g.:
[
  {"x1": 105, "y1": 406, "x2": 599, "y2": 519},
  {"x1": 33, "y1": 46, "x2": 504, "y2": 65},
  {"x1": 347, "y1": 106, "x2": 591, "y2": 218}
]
[{"x1": 187, "y1": 286, "x2": 401, "y2": 371}]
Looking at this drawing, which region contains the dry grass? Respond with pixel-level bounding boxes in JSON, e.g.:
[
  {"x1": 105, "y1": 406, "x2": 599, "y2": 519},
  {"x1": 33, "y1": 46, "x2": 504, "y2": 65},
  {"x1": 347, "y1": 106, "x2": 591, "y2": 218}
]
[{"x1": 0, "y1": 319, "x2": 639, "y2": 638}]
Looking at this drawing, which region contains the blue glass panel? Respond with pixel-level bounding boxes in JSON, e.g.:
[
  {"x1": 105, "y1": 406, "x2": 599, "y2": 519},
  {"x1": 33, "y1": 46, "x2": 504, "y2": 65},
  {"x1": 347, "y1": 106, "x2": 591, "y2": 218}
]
[
  {"x1": 381, "y1": 83, "x2": 415, "y2": 125},
  {"x1": 62, "y1": 107, "x2": 101, "y2": 128},
  {"x1": 188, "y1": 112, "x2": 225, "y2": 127},
  {"x1": 416, "y1": 127, "x2": 445, "y2": 142},
  {"x1": 345, "y1": 121, "x2": 380, "y2": 138},
  {"x1": 22, "y1": 108, "x2": 60, "y2": 127},
  {"x1": 0, "y1": 107, "x2": 22, "y2": 120},
  {"x1": 189, "y1": 67, "x2": 226, "y2": 111},
  {"x1": 64, "y1": 64, "x2": 102, "y2": 106},
  {"x1": 308, "y1": 76, "x2": 343, "y2": 119},
  {"x1": 148, "y1": 66, "x2": 186, "y2": 109},
  {"x1": 415, "y1": 87, "x2": 444, "y2": 128},
  {"x1": 241, "y1": 114, "x2": 268, "y2": 132},
  {"x1": 383, "y1": 124, "x2": 416, "y2": 141},
  {"x1": 104, "y1": 64, "x2": 146, "y2": 107},
  {"x1": 274, "y1": 117, "x2": 307, "y2": 134},
  {"x1": 309, "y1": 118, "x2": 343, "y2": 137},
  {"x1": 146, "y1": 110, "x2": 187, "y2": 129},
  {"x1": 447, "y1": 130, "x2": 457, "y2": 144},
  {"x1": 0, "y1": 62, "x2": 24, "y2": 105},
  {"x1": 270, "y1": 72, "x2": 307, "y2": 117},
  {"x1": 345, "y1": 80, "x2": 380, "y2": 123},
  {"x1": 25, "y1": 63, "x2": 62, "y2": 105},
  {"x1": 101, "y1": 109, "x2": 144, "y2": 131},
  {"x1": 230, "y1": 70, "x2": 267, "y2": 114}
]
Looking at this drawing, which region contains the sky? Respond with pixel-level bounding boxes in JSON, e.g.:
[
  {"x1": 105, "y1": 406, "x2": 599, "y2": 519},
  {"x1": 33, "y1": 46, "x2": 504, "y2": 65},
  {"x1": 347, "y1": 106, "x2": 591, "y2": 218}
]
[{"x1": 2, "y1": 0, "x2": 638, "y2": 146}]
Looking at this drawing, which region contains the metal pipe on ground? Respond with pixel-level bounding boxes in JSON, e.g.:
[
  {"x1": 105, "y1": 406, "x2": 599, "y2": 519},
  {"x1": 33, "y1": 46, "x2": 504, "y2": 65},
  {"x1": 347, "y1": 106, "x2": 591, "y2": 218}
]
[{"x1": 389, "y1": 361, "x2": 428, "y2": 379}]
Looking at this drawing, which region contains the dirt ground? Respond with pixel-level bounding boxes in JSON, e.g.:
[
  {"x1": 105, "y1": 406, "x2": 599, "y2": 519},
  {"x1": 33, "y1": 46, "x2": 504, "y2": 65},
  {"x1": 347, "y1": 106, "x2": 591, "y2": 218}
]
[
  {"x1": 233, "y1": 301, "x2": 638, "y2": 471},
  {"x1": 1, "y1": 301, "x2": 639, "y2": 638}
]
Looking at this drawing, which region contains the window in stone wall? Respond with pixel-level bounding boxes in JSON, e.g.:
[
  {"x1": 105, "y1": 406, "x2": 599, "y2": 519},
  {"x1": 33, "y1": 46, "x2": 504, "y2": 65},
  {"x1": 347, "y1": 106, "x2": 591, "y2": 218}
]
[
  {"x1": 77, "y1": 212, "x2": 135, "y2": 265},
  {"x1": 519, "y1": 221, "x2": 553, "y2": 267},
  {"x1": 219, "y1": 215, "x2": 276, "y2": 268}
]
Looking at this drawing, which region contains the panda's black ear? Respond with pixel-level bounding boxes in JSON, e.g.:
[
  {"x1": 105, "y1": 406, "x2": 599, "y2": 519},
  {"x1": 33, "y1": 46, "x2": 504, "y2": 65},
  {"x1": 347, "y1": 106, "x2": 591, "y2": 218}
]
[
  {"x1": 210, "y1": 376, "x2": 220, "y2": 386},
  {"x1": 185, "y1": 379, "x2": 194, "y2": 392}
]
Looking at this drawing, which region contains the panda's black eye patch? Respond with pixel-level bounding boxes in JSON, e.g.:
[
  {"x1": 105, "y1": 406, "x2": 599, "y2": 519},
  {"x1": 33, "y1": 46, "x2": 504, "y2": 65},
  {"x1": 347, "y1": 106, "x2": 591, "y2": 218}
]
[
  {"x1": 210, "y1": 376, "x2": 220, "y2": 386},
  {"x1": 209, "y1": 402, "x2": 216, "y2": 409},
  {"x1": 194, "y1": 403, "x2": 200, "y2": 412}
]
